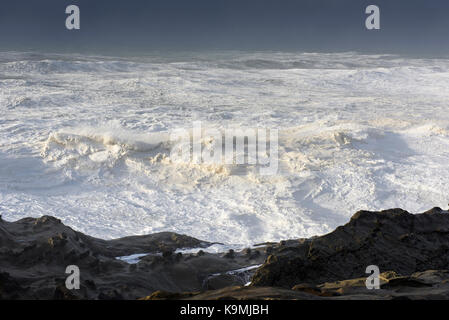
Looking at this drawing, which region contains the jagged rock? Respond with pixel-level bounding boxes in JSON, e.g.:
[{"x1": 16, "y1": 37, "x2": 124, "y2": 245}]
[
  {"x1": 0, "y1": 215, "x2": 266, "y2": 299},
  {"x1": 223, "y1": 249, "x2": 235, "y2": 259},
  {"x1": 205, "y1": 274, "x2": 246, "y2": 290},
  {"x1": 4, "y1": 208, "x2": 449, "y2": 300},
  {"x1": 251, "y1": 208, "x2": 449, "y2": 288}
]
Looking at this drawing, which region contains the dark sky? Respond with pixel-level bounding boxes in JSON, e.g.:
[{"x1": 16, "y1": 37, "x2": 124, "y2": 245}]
[{"x1": 0, "y1": 0, "x2": 448, "y2": 55}]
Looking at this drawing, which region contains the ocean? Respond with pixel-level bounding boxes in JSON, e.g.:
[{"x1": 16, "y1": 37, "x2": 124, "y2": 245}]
[{"x1": 1, "y1": 51, "x2": 449, "y2": 248}]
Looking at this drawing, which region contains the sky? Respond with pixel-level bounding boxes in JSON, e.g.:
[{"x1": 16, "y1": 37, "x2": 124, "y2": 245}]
[{"x1": 0, "y1": 0, "x2": 448, "y2": 55}]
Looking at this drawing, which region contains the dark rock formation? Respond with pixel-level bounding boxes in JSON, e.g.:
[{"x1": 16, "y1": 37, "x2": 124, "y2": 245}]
[
  {"x1": 250, "y1": 208, "x2": 449, "y2": 288},
  {"x1": 3, "y1": 207, "x2": 449, "y2": 300},
  {"x1": 0, "y1": 215, "x2": 266, "y2": 299}
]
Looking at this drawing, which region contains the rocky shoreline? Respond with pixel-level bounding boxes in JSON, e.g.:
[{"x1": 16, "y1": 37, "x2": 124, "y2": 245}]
[{"x1": 1, "y1": 207, "x2": 449, "y2": 300}]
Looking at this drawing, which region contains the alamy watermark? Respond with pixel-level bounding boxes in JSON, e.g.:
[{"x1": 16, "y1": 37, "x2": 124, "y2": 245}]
[
  {"x1": 65, "y1": 265, "x2": 80, "y2": 290},
  {"x1": 365, "y1": 265, "x2": 380, "y2": 289},
  {"x1": 169, "y1": 122, "x2": 279, "y2": 176},
  {"x1": 64, "y1": 4, "x2": 381, "y2": 31},
  {"x1": 65, "y1": 5, "x2": 80, "y2": 30}
]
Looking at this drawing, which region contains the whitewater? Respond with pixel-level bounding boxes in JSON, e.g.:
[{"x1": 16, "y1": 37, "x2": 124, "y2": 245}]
[{"x1": 1, "y1": 51, "x2": 449, "y2": 248}]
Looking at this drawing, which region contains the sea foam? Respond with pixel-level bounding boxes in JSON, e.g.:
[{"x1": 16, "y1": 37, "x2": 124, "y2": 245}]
[{"x1": 1, "y1": 51, "x2": 449, "y2": 247}]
